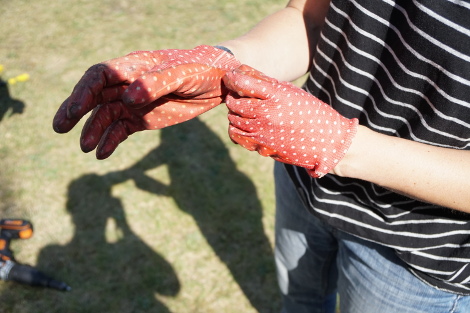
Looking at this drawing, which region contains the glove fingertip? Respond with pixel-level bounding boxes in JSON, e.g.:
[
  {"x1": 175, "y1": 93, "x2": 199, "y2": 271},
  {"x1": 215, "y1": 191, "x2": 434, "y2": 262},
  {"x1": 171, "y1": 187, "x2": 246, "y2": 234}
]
[
  {"x1": 80, "y1": 136, "x2": 97, "y2": 153},
  {"x1": 96, "y1": 152, "x2": 112, "y2": 160},
  {"x1": 52, "y1": 112, "x2": 78, "y2": 134},
  {"x1": 96, "y1": 143, "x2": 115, "y2": 160},
  {"x1": 80, "y1": 145, "x2": 94, "y2": 154},
  {"x1": 222, "y1": 71, "x2": 239, "y2": 91},
  {"x1": 224, "y1": 71, "x2": 258, "y2": 97},
  {"x1": 52, "y1": 117, "x2": 67, "y2": 133}
]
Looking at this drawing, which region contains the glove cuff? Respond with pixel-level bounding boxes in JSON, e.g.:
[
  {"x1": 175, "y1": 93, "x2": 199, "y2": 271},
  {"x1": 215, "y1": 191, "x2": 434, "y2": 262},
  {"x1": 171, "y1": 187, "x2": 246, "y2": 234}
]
[
  {"x1": 306, "y1": 117, "x2": 359, "y2": 178},
  {"x1": 192, "y1": 45, "x2": 241, "y2": 70}
]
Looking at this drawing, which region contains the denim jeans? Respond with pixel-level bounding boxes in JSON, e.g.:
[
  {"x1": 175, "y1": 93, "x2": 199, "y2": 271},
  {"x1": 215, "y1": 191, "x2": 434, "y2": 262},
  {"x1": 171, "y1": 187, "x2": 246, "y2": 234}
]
[{"x1": 274, "y1": 162, "x2": 470, "y2": 313}]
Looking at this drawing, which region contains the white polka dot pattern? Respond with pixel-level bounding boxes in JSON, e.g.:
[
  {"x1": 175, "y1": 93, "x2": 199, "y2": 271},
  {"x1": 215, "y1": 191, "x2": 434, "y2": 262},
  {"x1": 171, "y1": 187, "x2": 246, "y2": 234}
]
[
  {"x1": 53, "y1": 45, "x2": 240, "y2": 159},
  {"x1": 122, "y1": 45, "x2": 240, "y2": 108},
  {"x1": 224, "y1": 65, "x2": 358, "y2": 178}
]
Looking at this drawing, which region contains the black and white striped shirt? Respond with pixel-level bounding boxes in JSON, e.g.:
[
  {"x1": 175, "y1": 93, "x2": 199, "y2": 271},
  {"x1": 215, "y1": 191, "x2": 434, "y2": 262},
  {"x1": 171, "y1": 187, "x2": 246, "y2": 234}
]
[{"x1": 287, "y1": 0, "x2": 470, "y2": 294}]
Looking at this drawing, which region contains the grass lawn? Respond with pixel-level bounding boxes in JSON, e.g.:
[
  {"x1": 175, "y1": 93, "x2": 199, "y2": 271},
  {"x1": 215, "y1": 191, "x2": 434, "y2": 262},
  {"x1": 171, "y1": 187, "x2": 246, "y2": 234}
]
[{"x1": 0, "y1": 0, "x2": 292, "y2": 312}]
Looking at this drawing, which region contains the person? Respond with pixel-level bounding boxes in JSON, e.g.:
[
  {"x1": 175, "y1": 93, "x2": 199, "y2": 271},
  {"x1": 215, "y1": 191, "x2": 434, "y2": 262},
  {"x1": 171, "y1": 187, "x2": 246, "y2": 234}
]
[{"x1": 53, "y1": 0, "x2": 470, "y2": 312}]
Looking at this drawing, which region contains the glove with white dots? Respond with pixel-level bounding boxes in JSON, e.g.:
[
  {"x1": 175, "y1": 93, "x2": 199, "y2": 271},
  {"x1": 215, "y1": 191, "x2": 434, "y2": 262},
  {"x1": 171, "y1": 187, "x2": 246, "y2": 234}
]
[
  {"x1": 223, "y1": 65, "x2": 358, "y2": 178},
  {"x1": 53, "y1": 45, "x2": 240, "y2": 159}
]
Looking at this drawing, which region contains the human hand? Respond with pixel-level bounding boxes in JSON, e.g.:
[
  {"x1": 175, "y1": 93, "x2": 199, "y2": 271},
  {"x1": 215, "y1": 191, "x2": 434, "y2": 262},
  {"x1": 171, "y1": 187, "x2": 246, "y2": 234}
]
[
  {"x1": 52, "y1": 45, "x2": 240, "y2": 159},
  {"x1": 223, "y1": 65, "x2": 358, "y2": 178}
]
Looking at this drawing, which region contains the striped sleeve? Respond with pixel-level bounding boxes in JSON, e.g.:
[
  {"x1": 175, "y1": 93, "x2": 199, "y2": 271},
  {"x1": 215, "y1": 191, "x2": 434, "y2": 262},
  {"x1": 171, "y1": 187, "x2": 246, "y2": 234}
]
[{"x1": 292, "y1": 0, "x2": 470, "y2": 294}]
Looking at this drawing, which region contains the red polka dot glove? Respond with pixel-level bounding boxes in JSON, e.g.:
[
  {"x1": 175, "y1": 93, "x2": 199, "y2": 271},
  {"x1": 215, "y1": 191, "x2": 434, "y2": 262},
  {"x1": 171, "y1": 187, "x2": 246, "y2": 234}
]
[
  {"x1": 53, "y1": 45, "x2": 240, "y2": 159},
  {"x1": 224, "y1": 65, "x2": 358, "y2": 178}
]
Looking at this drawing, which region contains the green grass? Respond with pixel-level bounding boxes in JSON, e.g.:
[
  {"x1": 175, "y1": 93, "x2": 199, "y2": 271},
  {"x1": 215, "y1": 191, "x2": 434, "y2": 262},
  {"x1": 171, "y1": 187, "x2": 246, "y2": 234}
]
[{"x1": 0, "y1": 1, "x2": 289, "y2": 312}]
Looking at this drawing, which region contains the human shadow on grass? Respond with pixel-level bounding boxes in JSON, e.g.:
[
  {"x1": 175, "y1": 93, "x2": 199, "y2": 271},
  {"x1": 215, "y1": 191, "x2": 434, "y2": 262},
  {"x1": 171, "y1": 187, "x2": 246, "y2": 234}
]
[
  {"x1": 0, "y1": 169, "x2": 180, "y2": 312},
  {"x1": 126, "y1": 117, "x2": 279, "y2": 312},
  {"x1": 0, "y1": 117, "x2": 278, "y2": 312},
  {"x1": 0, "y1": 79, "x2": 25, "y2": 123}
]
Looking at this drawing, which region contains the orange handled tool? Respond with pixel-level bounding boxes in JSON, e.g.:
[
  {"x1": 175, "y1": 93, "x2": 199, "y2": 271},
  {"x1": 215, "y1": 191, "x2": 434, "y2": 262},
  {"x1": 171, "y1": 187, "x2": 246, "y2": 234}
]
[
  {"x1": 0, "y1": 219, "x2": 71, "y2": 291},
  {"x1": 0, "y1": 219, "x2": 33, "y2": 262},
  {"x1": 0, "y1": 219, "x2": 33, "y2": 240}
]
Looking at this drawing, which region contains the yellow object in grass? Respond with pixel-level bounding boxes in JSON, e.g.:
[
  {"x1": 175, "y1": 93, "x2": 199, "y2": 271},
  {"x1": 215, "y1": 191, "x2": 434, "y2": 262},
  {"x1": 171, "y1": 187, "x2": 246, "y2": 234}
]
[{"x1": 7, "y1": 73, "x2": 30, "y2": 85}]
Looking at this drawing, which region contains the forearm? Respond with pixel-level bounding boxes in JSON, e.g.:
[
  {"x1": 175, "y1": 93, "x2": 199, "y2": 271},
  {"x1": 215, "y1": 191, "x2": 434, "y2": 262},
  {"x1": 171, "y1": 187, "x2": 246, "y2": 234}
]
[
  {"x1": 219, "y1": 0, "x2": 330, "y2": 81},
  {"x1": 334, "y1": 126, "x2": 470, "y2": 212}
]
